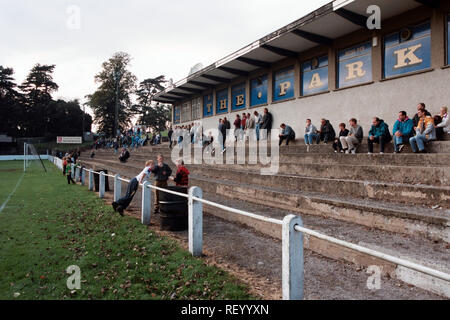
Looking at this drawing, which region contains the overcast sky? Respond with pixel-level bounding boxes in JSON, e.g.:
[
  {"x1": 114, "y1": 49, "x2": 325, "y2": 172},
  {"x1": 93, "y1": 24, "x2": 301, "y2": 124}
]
[{"x1": 0, "y1": 0, "x2": 330, "y2": 117}]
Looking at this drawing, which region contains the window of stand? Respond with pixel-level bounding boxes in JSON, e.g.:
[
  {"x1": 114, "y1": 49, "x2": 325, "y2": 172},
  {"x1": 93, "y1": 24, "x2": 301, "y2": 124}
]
[
  {"x1": 337, "y1": 41, "x2": 372, "y2": 89},
  {"x1": 181, "y1": 100, "x2": 191, "y2": 123},
  {"x1": 384, "y1": 21, "x2": 431, "y2": 78},
  {"x1": 301, "y1": 55, "x2": 328, "y2": 96},
  {"x1": 191, "y1": 97, "x2": 201, "y2": 120}
]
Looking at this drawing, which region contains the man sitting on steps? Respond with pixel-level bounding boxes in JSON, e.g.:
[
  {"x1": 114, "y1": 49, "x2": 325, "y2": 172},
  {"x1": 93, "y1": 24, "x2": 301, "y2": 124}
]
[
  {"x1": 409, "y1": 109, "x2": 436, "y2": 153},
  {"x1": 368, "y1": 117, "x2": 391, "y2": 154},
  {"x1": 340, "y1": 118, "x2": 363, "y2": 154},
  {"x1": 278, "y1": 123, "x2": 295, "y2": 146},
  {"x1": 119, "y1": 147, "x2": 130, "y2": 163}
]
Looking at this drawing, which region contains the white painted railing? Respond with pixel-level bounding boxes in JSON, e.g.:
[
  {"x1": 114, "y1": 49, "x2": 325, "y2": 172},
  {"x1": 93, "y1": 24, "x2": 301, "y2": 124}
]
[{"x1": 47, "y1": 159, "x2": 450, "y2": 300}]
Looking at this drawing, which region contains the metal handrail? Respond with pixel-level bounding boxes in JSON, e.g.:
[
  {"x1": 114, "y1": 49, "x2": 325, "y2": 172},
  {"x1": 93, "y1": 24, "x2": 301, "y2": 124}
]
[{"x1": 78, "y1": 166, "x2": 450, "y2": 283}]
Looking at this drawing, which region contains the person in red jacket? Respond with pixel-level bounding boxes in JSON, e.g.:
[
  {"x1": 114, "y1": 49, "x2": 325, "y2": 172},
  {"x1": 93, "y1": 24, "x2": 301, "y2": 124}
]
[{"x1": 170, "y1": 159, "x2": 190, "y2": 187}]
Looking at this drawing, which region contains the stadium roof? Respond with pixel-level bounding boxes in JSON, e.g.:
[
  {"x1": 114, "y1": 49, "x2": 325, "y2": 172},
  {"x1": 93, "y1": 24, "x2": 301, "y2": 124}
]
[{"x1": 154, "y1": 0, "x2": 432, "y2": 103}]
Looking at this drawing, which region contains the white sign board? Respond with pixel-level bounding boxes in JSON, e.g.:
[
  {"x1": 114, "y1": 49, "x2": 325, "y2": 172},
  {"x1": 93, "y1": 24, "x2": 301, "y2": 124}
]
[{"x1": 57, "y1": 136, "x2": 82, "y2": 144}]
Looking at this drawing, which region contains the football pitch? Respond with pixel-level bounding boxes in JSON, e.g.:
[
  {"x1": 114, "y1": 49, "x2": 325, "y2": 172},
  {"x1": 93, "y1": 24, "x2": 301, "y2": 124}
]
[{"x1": 0, "y1": 160, "x2": 252, "y2": 300}]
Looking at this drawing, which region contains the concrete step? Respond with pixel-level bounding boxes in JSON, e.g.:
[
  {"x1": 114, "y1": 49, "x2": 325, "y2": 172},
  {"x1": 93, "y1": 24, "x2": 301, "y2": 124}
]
[
  {"x1": 97, "y1": 151, "x2": 450, "y2": 186},
  {"x1": 80, "y1": 157, "x2": 450, "y2": 242},
  {"x1": 77, "y1": 157, "x2": 450, "y2": 298},
  {"x1": 81, "y1": 156, "x2": 450, "y2": 208}
]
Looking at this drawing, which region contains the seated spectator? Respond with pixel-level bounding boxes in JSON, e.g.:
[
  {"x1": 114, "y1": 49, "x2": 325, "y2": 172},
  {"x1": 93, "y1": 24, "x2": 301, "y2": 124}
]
[
  {"x1": 413, "y1": 103, "x2": 431, "y2": 128},
  {"x1": 393, "y1": 111, "x2": 414, "y2": 153},
  {"x1": 204, "y1": 131, "x2": 215, "y2": 154},
  {"x1": 333, "y1": 123, "x2": 349, "y2": 153},
  {"x1": 170, "y1": 159, "x2": 190, "y2": 187},
  {"x1": 368, "y1": 117, "x2": 391, "y2": 154},
  {"x1": 279, "y1": 123, "x2": 296, "y2": 146},
  {"x1": 119, "y1": 148, "x2": 130, "y2": 163},
  {"x1": 410, "y1": 109, "x2": 436, "y2": 153},
  {"x1": 435, "y1": 106, "x2": 449, "y2": 140},
  {"x1": 304, "y1": 119, "x2": 318, "y2": 149},
  {"x1": 316, "y1": 118, "x2": 335, "y2": 145},
  {"x1": 90, "y1": 150, "x2": 95, "y2": 159},
  {"x1": 340, "y1": 118, "x2": 363, "y2": 154}
]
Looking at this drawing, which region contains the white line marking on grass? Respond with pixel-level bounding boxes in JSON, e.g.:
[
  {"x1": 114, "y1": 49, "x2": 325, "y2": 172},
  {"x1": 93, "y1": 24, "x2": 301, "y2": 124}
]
[{"x1": 0, "y1": 172, "x2": 24, "y2": 214}]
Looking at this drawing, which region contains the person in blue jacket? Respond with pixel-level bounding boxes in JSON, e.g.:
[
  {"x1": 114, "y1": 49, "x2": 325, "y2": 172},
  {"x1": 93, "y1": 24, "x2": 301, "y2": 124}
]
[
  {"x1": 392, "y1": 111, "x2": 414, "y2": 153},
  {"x1": 368, "y1": 117, "x2": 392, "y2": 154}
]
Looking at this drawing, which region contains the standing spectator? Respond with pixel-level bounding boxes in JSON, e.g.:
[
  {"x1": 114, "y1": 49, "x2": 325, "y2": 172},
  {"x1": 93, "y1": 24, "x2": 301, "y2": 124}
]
[
  {"x1": 316, "y1": 118, "x2": 335, "y2": 144},
  {"x1": 62, "y1": 157, "x2": 67, "y2": 176},
  {"x1": 409, "y1": 109, "x2": 436, "y2": 153},
  {"x1": 254, "y1": 111, "x2": 263, "y2": 141},
  {"x1": 341, "y1": 118, "x2": 364, "y2": 154},
  {"x1": 246, "y1": 112, "x2": 255, "y2": 140},
  {"x1": 65, "y1": 159, "x2": 76, "y2": 184},
  {"x1": 393, "y1": 111, "x2": 414, "y2": 153},
  {"x1": 113, "y1": 160, "x2": 154, "y2": 216},
  {"x1": 435, "y1": 106, "x2": 449, "y2": 139},
  {"x1": 279, "y1": 123, "x2": 296, "y2": 146},
  {"x1": 151, "y1": 154, "x2": 172, "y2": 214},
  {"x1": 368, "y1": 117, "x2": 391, "y2": 154},
  {"x1": 304, "y1": 119, "x2": 318, "y2": 151},
  {"x1": 170, "y1": 159, "x2": 190, "y2": 187},
  {"x1": 413, "y1": 103, "x2": 431, "y2": 127},
  {"x1": 168, "y1": 127, "x2": 173, "y2": 149},
  {"x1": 241, "y1": 113, "x2": 247, "y2": 140},
  {"x1": 260, "y1": 108, "x2": 273, "y2": 140},
  {"x1": 218, "y1": 119, "x2": 227, "y2": 153},
  {"x1": 234, "y1": 114, "x2": 241, "y2": 142},
  {"x1": 333, "y1": 123, "x2": 349, "y2": 153}
]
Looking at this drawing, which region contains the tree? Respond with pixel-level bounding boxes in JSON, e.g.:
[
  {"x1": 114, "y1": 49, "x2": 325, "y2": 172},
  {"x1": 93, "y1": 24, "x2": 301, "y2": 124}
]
[
  {"x1": 0, "y1": 66, "x2": 23, "y2": 136},
  {"x1": 85, "y1": 52, "x2": 137, "y2": 136},
  {"x1": 19, "y1": 64, "x2": 59, "y2": 137},
  {"x1": 136, "y1": 76, "x2": 171, "y2": 132}
]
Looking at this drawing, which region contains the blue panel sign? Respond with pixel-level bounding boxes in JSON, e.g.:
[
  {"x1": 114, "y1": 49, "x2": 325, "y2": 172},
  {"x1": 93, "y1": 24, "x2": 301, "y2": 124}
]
[
  {"x1": 447, "y1": 15, "x2": 450, "y2": 66},
  {"x1": 302, "y1": 56, "x2": 328, "y2": 96},
  {"x1": 250, "y1": 75, "x2": 268, "y2": 107},
  {"x1": 338, "y1": 42, "x2": 372, "y2": 89},
  {"x1": 273, "y1": 66, "x2": 295, "y2": 102},
  {"x1": 384, "y1": 22, "x2": 431, "y2": 78},
  {"x1": 173, "y1": 105, "x2": 181, "y2": 124},
  {"x1": 215, "y1": 89, "x2": 229, "y2": 115},
  {"x1": 203, "y1": 94, "x2": 213, "y2": 117},
  {"x1": 231, "y1": 83, "x2": 246, "y2": 111}
]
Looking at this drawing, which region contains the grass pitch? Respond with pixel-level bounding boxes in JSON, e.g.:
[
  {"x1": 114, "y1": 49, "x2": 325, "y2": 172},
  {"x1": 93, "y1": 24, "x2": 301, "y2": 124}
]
[{"x1": 0, "y1": 161, "x2": 252, "y2": 300}]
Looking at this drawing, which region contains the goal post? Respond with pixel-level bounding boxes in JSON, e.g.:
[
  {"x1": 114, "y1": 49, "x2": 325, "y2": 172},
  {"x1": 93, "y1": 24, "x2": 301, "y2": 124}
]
[{"x1": 24, "y1": 142, "x2": 47, "y2": 173}]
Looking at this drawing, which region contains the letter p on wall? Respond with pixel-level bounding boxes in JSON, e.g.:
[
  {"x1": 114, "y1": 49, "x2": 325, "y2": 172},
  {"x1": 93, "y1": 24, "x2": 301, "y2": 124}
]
[{"x1": 279, "y1": 81, "x2": 291, "y2": 96}]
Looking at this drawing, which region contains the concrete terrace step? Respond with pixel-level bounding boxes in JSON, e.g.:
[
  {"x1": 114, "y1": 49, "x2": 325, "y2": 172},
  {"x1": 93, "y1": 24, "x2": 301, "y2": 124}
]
[
  {"x1": 79, "y1": 157, "x2": 450, "y2": 243},
  {"x1": 117, "y1": 153, "x2": 450, "y2": 186},
  {"x1": 136, "y1": 139, "x2": 450, "y2": 154},
  {"x1": 77, "y1": 157, "x2": 450, "y2": 297},
  {"x1": 81, "y1": 156, "x2": 450, "y2": 208}
]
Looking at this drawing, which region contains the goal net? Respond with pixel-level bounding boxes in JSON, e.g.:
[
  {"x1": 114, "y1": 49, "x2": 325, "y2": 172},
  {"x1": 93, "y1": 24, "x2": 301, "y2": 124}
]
[{"x1": 23, "y1": 143, "x2": 47, "y2": 173}]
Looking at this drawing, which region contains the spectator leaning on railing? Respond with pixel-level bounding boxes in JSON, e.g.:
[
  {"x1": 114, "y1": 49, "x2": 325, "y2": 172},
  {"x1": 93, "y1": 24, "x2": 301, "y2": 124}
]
[
  {"x1": 112, "y1": 160, "x2": 154, "y2": 216},
  {"x1": 393, "y1": 111, "x2": 414, "y2": 153}
]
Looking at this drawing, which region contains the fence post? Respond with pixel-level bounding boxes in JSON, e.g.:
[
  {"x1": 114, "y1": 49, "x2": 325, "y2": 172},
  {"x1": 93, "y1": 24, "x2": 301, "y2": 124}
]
[
  {"x1": 75, "y1": 166, "x2": 80, "y2": 182},
  {"x1": 141, "y1": 182, "x2": 152, "y2": 226},
  {"x1": 282, "y1": 214, "x2": 304, "y2": 300},
  {"x1": 88, "y1": 169, "x2": 94, "y2": 191},
  {"x1": 81, "y1": 169, "x2": 86, "y2": 185},
  {"x1": 114, "y1": 174, "x2": 121, "y2": 202},
  {"x1": 188, "y1": 186, "x2": 203, "y2": 257},
  {"x1": 99, "y1": 171, "x2": 105, "y2": 198}
]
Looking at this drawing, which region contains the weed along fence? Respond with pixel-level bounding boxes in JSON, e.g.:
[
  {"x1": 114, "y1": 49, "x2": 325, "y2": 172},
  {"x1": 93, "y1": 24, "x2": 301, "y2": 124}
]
[{"x1": 48, "y1": 156, "x2": 450, "y2": 300}]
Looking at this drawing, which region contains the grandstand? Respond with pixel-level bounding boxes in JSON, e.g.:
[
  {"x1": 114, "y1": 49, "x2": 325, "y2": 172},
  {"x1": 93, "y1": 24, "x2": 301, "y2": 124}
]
[{"x1": 79, "y1": 139, "x2": 450, "y2": 299}]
